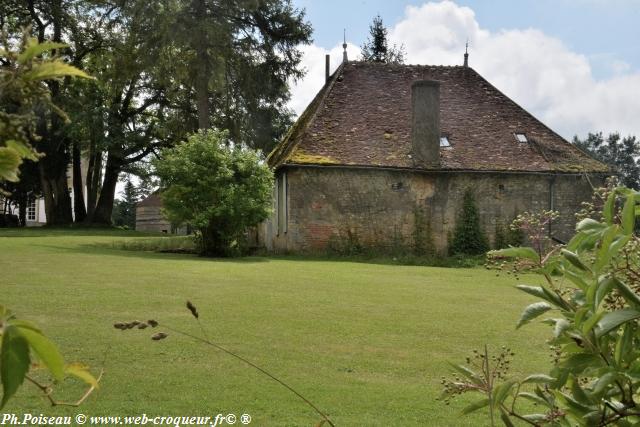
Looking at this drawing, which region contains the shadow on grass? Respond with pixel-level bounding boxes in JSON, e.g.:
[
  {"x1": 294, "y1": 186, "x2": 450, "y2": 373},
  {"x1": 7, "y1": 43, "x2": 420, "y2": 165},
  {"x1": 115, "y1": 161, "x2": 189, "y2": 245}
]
[
  {"x1": 35, "y1": 242, "x2": 272, "y2": 264},
  {"x1": 10, "y1": 227, "x2": 486, "y2": 268},
  {"x1": 0, "y1": 226, "x2": 160, "y2": 238}
]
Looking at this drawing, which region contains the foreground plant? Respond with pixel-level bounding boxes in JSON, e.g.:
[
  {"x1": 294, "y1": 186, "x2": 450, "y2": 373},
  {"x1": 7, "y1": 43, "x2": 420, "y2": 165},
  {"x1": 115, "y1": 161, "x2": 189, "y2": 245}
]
[
  {"x1": 0, "y1": 28, "x2": 92, "y2": 183},
  {"x1": 115, "y1": 301, "x2": 335, "y2": 426},
  {"x1": 0, "y1": 305, "x2": 100, "y2": 409},
  {"x1": 443, "y1": 184, "x2": 640, "y2": 426}
]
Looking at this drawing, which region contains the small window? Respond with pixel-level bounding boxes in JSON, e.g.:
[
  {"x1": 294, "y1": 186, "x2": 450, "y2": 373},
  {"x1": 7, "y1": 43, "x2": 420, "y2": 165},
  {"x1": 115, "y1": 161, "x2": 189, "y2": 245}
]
[
  {"x1": 439, "y1": 136, "x2": 450, "y2": 147},
  {"x1": 515, "y1": 133, "x2": 528, "y2": 143},
  {"x1": 27, "y1": 199, "x2": 36, "y2": 221}
]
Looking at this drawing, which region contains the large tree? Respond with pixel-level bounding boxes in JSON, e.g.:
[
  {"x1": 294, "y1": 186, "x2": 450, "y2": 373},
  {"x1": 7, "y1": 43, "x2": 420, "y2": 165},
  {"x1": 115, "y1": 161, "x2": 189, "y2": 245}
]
[
  {"x1": 3, "y1": 0, "x2": 312, "y2": 225},
  {"x1": 1, "y1": 0, "x2": 115, "y2": 225},
  {"x1": 160, "y1": 0, "x2": 312, "y2": 150},
  {"x1": 360, "y1": 14, "x2": 405, "y2": 64},
  {"x1": 573, "y1": 132, "x2": 640, "y2": 189}
]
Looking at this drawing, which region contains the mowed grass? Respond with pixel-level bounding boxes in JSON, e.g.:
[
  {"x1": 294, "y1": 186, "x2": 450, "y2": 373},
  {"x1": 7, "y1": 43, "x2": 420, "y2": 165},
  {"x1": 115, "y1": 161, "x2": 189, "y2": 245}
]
[{"x1": 0, "y1": 229, "x2": 552, "y2": 426}]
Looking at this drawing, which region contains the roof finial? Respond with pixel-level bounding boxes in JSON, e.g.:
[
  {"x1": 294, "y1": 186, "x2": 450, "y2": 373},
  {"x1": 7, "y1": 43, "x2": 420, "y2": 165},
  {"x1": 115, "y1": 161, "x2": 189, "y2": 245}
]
[
  {"x1": 342, "y1": 29, "x2": 348, "y2": 63},
  {"x1": 463, "y1": 38, "x2": 469, "y2": 67}
]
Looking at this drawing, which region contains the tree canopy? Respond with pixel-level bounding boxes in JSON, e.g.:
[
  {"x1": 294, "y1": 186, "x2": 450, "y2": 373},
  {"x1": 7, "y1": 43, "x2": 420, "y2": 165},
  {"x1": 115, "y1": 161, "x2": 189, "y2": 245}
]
[
  {"x1": 1, "y1": 0, "x2": 311, "y2": 226},
  {"x1": 573, "y1": 132, "x2": 640, "y2": 190}
]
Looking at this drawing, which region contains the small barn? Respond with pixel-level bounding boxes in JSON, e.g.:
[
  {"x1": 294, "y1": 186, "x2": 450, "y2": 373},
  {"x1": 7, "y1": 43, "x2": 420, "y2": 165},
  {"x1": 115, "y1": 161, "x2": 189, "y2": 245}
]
[{"x1": 135, "y1": 194, "x2": 173, "y2": 234}]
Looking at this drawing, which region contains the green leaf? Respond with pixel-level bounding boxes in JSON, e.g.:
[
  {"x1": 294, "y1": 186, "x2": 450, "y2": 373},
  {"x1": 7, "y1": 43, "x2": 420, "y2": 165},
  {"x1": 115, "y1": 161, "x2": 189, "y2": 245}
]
[
  {"x1": 447, "y1": 362, "x2": 482, "y2": 385},
  {"x1": 595, "y1": 309, "x2": 640, "y2": 337},
  {"x1": 499, "y1": 407, "x2": 515, "y2": 427},
  {"x1": 461, "y1": 398, "x2": 489, "y2": 414},
  {"x1": 576, "y1": 218, "x2": 607, "y2": 234},
  {"x1": 523, "y1": 374, "x2": 556, "y2": 384},
  {"x1": 17, "y1": 39, "x2": 68, "y2": 64},
  {"x1": 493, "y1": 380, "x2": 517, "y2": 405},
  {"x1": 24, "y1": 61, "x2": 93, "y2": 81},
  {"x1": 595, "y1": 276, "x2": 616, "y2": 309},
  {"x1": 570, "y1": 376, "x2": 592, "y2": 405},
  {"x1": 582, "y1": 310, "x2": 605, "y2": 335},
  {"x1": 603, "y1": 192, "x2": 616, "y2": 224},
  {"x1": 517, "y1": 302, "x2": 553, "y2": 329},
  {"x1": 621, "y1": 193, "x2": 637, "y2": 235},
  {"x1": 561, "y1": 249, "x2": 591, "y2": 273},
  {"x1": 615, "y1": 322, "x2": 635, "y2": 365},
  {"x1": 490, "y1": 247, "x2": 540, "y2": 263},
  {"x1": 4, "y1": 140, "x2": 38, "y2": 161},
  {"x1": 560, "y1": 353, "x2": 604, "y2": 374},
  {"x1": 516, "y1": 285, "x2": 567, "y2": 309},
  {"x1": 590, "y1": 371, "x2": 617, "y2": 397},
  {"x1": 15, "y1": 326, "x2": 64, "y2": 381},
  {"x1": 611, "y1": 277, "x2": 640, "y2": 308},
  {"x1": 0, "y1": 325, "x2": 30, "y2": 409},
  {"x1": 554, "y1": 318, "x2": 571, "y2": 338},
  {"x1": 65, "y1": 363, "x2": 98, "y2": 388},
  {"x1": 0, "y1": 147, "x2": 22, "y2": 182}
]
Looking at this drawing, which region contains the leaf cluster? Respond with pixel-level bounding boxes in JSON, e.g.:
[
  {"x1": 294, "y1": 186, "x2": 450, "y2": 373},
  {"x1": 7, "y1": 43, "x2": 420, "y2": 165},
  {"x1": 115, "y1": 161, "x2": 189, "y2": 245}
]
[
  {"x1": 446, "y1": 185, "x2": 640, "y2": 426},
  {"x1": 0, "y1": 29, "x2": 91, "y2": 183}
]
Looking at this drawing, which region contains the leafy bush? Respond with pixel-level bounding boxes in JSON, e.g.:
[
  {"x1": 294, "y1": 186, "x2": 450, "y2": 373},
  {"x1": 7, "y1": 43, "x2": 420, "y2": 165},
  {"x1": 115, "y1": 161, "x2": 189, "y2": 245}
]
[
  {"x1": 154, "y1": 130, "x2": 273, "y2": 257},
  {"x1": 450, "y1": 189, "x2": 490, "y2": 255},
  {"x1": 442, "y1": 184, "x2": 640, "y2": 426}
]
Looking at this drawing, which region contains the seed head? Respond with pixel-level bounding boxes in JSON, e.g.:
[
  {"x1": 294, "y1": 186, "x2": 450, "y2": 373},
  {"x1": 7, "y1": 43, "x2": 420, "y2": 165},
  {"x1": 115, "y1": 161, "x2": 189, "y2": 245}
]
[
  {"x1": 151, "y1": 332, "x2": 168, "y2": 341},
  {"x1": 186, "y1": 301, "x2": 199, "y2": 319}
]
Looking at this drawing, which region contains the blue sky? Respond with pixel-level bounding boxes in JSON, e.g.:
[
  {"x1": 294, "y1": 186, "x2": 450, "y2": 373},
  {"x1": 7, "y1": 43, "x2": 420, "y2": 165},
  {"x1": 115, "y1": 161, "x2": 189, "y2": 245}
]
[
  {"x1": 288, "y1": 0, "x2": 640, "y2": 139},
  {"x1": 293, "y1": 0, "x2": 639, "y2": 80}
]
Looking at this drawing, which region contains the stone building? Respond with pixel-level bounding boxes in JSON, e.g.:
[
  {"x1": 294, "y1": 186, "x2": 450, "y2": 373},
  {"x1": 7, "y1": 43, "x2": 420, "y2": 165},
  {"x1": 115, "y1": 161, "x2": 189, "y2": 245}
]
[{"x1": 258, "y1": 57, "x2": 608, "y2": 254}]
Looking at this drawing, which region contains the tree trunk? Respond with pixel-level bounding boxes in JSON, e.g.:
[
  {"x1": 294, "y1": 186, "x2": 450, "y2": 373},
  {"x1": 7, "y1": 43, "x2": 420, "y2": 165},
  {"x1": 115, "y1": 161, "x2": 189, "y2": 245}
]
[
  {"x1": 72, "y1": 140, "x2": 87, "y2": 222},
  {"x1": 90, "y1": 154, "x2": 120, "y2": 224},
  {"x1": 37, "y1": 0, "x2": 73, "y2": 226},
  {"x1": 18, "y1": 194, "x2": 27, "y2": 227},
  {"x1": 194, "y1": 0, "x2": 210, "y2": 130},
  {"x1": 196, "y1": 62, "x2": 210, "y2": 129}
]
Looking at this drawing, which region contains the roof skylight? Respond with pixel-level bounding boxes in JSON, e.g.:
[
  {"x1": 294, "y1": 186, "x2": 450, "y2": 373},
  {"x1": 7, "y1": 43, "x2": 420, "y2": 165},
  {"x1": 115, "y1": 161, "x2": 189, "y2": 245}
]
[
  {"x1": 515, "y1": 133, "x2": 528, "y2": 143},
  {"x1": 440, "y1": 136, "x2": 451, "y2": 147}
]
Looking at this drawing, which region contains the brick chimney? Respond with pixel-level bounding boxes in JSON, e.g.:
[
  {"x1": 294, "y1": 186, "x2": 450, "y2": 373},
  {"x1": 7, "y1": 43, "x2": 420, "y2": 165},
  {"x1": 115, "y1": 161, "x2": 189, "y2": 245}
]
[{"x1": 411, "y1": 80, "x2": 441, "y2": 168}]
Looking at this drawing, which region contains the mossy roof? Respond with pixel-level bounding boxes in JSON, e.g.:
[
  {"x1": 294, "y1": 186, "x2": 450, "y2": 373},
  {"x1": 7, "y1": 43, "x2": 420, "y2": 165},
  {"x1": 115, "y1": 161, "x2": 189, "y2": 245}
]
[{"x1": 268, "y1": 61, "x2": 608, "y2": 174}]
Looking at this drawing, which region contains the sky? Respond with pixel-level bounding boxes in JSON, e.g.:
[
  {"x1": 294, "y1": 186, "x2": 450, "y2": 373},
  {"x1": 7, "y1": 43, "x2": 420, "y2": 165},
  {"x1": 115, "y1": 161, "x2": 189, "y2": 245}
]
[{"x1": 288, "y1": 0, "x2": 640, "y2": 140}]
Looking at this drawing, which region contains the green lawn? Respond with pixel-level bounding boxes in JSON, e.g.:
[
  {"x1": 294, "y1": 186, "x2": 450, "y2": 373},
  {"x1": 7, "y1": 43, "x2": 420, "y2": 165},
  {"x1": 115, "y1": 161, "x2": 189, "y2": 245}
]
[{"x1": 0, "y1": 229, "x2": 551, "y2": 426}]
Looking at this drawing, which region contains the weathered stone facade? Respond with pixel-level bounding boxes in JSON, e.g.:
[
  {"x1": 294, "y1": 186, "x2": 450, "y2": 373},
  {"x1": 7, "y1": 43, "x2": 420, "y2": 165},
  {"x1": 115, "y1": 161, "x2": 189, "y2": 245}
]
[
  {"x1": 260, "y1": 62, "x2": 609, "y2": 254},
  {"x1": 259, "y1": 166, "x2": 605, "y2": 254}
]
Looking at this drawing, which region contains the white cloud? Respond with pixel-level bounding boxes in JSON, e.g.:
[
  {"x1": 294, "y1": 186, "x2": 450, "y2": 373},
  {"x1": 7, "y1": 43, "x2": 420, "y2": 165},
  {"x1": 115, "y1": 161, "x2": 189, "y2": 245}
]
[{"x1": 288, "y1": 0, "x2": 640, "y2": 139}]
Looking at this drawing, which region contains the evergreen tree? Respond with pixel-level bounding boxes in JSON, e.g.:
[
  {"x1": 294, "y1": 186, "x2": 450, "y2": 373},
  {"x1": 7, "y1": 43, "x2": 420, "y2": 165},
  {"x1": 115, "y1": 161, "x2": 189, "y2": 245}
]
[
  {"x1": 112, "y1": 180, "x2": 138, "y2": 229},
  {"x1": 573, "y1": 132, "x2": 640, "y2": 189},
  {"x1": 360, "y1": 14, "x2": 405, "y2": 64},
  {"x1": 450, "y1": 189, "x2": 489, "y2": 256}
]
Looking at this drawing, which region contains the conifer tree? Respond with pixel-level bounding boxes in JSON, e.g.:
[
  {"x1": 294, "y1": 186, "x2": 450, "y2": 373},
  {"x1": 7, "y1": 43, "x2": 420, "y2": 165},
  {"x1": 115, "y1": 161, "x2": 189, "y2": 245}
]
[
  {"x1": 450, "y1": 189, "x2": 489, "y2": 255},
  {"x1": 360, "y1": 14, "x2": 405, "y2": 64}
]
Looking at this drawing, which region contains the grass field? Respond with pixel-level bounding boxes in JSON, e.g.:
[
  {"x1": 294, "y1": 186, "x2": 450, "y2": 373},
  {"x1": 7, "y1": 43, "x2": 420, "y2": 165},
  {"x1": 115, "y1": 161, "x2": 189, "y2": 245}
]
[{"x1": 0, "y1": 229, "x2": 552, "y2": 426}]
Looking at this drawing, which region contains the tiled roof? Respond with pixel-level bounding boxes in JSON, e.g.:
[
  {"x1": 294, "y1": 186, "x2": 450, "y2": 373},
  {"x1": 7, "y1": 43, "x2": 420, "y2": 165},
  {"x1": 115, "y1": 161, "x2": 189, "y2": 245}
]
[
  {"x1": 137, "y1": 193, "x2": 163, "y2": 208},
  {"x1": 268, "y1": 62, "x2": 608, "y2": 173}
]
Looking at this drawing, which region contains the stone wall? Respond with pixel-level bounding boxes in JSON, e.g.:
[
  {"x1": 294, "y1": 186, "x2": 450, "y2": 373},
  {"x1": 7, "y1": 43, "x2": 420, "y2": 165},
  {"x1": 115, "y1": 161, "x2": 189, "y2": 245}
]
[{"x1": 258, "y1": 166, "x2": 605, "y2": 254}]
